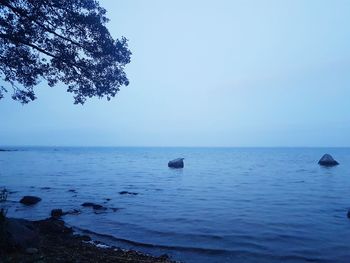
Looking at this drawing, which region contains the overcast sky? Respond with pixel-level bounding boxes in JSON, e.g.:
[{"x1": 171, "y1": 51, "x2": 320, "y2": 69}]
[{"x1": 1, "y1": 0, "x2": 350, "y2": 147}]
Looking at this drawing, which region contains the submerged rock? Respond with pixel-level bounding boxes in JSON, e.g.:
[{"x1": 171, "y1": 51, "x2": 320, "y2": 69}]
[
  {"x1": 168, "y1": 158, "x2": 184, "y2": 168},
  {"x1": 81, "y1": 202, "x2": 95, "y2": 207},
  {"x1": 318, "y1": 154, "x2": 339, "y2": 167},
  {"x1": 81, "y1": 202, "x2": 107, "y2": 210},
  {"x1": 51, "y1": 209, "x2": 63, "y2": 219},
  {"x1": 65, "y1": 209, "x2": 81, "y2": 215},
  {"x1": 347, "y1": 210, "x2": 350, "y2": 219},
  {"x1": 119, "y1": 191, "x2": 138, "y2": 195},
  {"x1": 93, "y1": 205, "x2": 106, "y2": 210},
  {"x1": 20, "y1": 196, "x2": 42, "y2": 206}
]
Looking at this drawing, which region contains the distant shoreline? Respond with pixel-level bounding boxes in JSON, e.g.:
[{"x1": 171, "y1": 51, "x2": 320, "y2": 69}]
[{"x1": 1, "y1": 146, "x2": 350, "y2": 149}]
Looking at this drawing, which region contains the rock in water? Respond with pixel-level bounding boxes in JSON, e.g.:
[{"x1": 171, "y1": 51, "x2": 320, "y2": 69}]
[
  {"x1": 168, "y1": 158, "x2": 184, "y2": 168},
  {"x1": 51, "y1": 209, "x2": 63, "y2": 219},
  {"x1": 318, "y1": 154, "x2": 339, "y2": 167},
  {"x1": 20, "y1": 196, "x2": 42, "y2": 205},
  {"x1": 119, "y1": 191, "x2": 138, "y2": 195},
  {"x1": 81, "y1": 202, "x2": 107, "y2": 210}
]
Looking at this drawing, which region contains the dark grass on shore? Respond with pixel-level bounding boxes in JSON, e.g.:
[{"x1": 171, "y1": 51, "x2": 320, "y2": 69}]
[{"x1": 0, "y1": 217, "x2": 175, "y2": 263}]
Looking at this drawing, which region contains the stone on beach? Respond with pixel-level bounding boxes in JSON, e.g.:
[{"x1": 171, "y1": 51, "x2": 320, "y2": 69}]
[
  {"x1": 20, "y1": 196, "x2": 42, "y2": 206},
  {"x1": 168, "y1": 158, "x2": 184, "y2": 168},
  {"x1": 318, "y1": 154, "x2": 339, "y2": 167}
]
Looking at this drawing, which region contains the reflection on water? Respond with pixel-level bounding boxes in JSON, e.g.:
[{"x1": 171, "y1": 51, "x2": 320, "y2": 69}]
[{"x1": 1, "y1": 147, "x2": 350, "y2": 263}]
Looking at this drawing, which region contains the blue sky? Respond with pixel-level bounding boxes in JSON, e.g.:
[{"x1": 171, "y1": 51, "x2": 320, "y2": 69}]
[{"x1": 1, "y1": 0, "x2": 350, "y2": 147}]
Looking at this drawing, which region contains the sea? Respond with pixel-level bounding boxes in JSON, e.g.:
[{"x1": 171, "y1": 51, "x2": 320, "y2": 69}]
[{"x1": 1, "y1": 147, "x2": 350, "y2": 263}]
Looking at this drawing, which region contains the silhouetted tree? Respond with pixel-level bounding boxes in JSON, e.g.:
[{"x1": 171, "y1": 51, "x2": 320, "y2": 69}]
[{"x1": 0, "y1": 0, "x2": 131, "y2": 104}]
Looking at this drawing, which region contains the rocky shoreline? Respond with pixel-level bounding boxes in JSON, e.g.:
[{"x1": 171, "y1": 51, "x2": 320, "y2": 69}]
[
  {"x1": 0, "y1": 217, "x2": 175, "y2": 263},
  {"x1": 1, "y1": 187, "x2": 178, "y2": 263}
]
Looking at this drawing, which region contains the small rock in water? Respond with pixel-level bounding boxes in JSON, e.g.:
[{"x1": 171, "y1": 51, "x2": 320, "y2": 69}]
[
  {"x1": 0, "y1": 148, "x2": 15, "y2": 152},
  {"x1": 81, "y1": 202, "x2": 95, "y2": 207},
  {"x1": 92, "y1": 204, "x2": 106, "y2": 210},
  {"x1": 65, "y1": 209, "x2": 81, "y2": 215},
  {"x1": 318, "y1": 154, "x2": 339, "y2": 167},
  {"x1": 119, "y1": 191, "x2": 138, "y2": 195},
  {"x1": 81, "y1": 202, "x2": 107, "y2": 210},
  {"x1": 168, "y1": 158, "x2": 184, "y2": 168},
  {"x1": 51, "y1": 209, "x2": 64, "y2": 219},
  {"x1": 68, "y1": 189, "x2": 77, "y2": 193},
  {"x1": 347, "y1": 210, "x2": 350, "y2": 219},
  {"x1": 20, "y1": 196, "x2": 42, "y2": 205}
]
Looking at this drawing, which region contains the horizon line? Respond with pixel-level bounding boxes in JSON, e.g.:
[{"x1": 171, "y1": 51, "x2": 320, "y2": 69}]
[{"x1": 1, "y1": 145, "x2": 350, "y2": 148}]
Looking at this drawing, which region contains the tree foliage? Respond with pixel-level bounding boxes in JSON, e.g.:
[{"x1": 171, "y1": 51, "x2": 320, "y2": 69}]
[{"x1": 0, "y1": 0, "x2": 131, "y2": 104}]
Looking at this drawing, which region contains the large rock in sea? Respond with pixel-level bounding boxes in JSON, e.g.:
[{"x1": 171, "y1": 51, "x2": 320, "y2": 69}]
[
  {"x1": 20, "y1": 196, "x2": 42, "y2": 206},
  {"x1": 168, "y1": 158, "x2": 184, "y2": 169},
  {"x1": 318, "y1": 154, "x2": 339, "y2": 167}
]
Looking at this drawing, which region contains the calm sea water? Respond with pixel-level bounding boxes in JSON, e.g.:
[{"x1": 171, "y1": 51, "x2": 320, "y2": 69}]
[{"x1": 1, "y1": 147, "x2": 350, "y2": 263}]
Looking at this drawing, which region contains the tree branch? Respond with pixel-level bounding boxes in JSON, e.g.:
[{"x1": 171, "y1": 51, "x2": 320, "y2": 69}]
[
  {"x1": 0, "y1": 0, "x2": 90, "y2": 53},
  {"x1": 0, "y1": 33, "x2": 87, "y2": 76}
]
